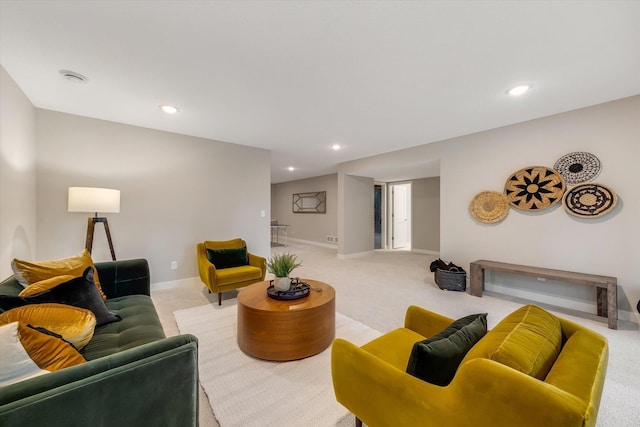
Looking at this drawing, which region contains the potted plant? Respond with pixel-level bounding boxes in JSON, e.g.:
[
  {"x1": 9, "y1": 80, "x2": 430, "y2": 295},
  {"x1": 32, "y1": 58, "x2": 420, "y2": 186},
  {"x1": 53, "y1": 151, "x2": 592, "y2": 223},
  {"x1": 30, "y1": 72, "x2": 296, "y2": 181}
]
[{"x1": 267, "y1": 252, "x2": 302, "y2": 291}]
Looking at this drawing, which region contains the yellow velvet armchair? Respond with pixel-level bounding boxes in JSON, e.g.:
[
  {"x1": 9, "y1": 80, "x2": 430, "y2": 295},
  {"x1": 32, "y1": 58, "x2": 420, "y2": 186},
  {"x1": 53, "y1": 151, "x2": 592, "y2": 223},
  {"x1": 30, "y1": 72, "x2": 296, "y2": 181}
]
[
  {"x1": 196, "y1": 239, "x2": 266, "y2": 305},
  {"x1": 332, "y1": 305, "x2": 608, "y2": 427}
]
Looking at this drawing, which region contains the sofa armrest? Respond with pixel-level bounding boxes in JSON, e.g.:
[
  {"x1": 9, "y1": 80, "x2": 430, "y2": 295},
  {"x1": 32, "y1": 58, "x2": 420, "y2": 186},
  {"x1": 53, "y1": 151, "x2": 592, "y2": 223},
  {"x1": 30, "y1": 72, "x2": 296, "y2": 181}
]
[
  {"x1": 95, "y1": 258, "x2": 150, "y2": 298},
  {"x1": 0, "y1": 334, "x2": 199, "y2": 427},
  {"x1": 332, "y1": 338, "x2": 591, "y2": 427}
]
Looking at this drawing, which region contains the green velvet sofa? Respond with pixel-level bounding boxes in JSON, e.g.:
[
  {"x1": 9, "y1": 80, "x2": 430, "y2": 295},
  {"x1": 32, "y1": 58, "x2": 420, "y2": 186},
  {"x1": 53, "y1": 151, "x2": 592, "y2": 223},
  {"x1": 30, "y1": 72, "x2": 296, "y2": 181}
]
[{"x1": 0, "y1": 259, "x2": 199, "y2": 427}]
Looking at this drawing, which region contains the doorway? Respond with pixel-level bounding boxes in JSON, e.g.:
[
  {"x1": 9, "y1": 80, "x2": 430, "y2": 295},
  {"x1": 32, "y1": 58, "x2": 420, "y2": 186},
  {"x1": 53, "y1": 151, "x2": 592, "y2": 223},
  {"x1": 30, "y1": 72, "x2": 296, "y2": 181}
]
[
  {"x1": 390, "y1": 182, "x2": 411, "y2": 250},
  {"x1": 374, "y1": 184, "x2": 383, "y2": 249}
]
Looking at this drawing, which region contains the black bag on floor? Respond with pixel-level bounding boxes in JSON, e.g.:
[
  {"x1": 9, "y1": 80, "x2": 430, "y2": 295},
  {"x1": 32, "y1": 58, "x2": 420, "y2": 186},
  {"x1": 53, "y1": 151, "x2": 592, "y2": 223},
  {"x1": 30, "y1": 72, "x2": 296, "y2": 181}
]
[{"x1": 430, "y1": 258, "x2": 466, "y2": 291}]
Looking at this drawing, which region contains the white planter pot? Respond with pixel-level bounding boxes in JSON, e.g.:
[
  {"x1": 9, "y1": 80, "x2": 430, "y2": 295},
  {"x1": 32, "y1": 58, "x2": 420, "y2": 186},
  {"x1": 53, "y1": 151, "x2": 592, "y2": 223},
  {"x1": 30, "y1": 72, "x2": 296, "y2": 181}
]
[{"x1": 274, "y1": 276, "x2": 291, "y2": 291}]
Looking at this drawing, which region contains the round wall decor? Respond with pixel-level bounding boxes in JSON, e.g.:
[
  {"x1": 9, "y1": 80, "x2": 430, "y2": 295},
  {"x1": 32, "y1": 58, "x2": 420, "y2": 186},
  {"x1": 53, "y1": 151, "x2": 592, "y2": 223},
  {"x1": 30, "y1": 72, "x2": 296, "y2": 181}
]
[
  {"x1": 563, "y1": 183, "x2": 617, "y2": 218},
  {"x1": 469, "y1": 191, "x2": 510, "y2": 223},
  {"x1": 504, "y1": 166, "x2": 566, "y2": 211},
  {"x1": 554, "y1": 152, "x2": 601, "y2": 185}
]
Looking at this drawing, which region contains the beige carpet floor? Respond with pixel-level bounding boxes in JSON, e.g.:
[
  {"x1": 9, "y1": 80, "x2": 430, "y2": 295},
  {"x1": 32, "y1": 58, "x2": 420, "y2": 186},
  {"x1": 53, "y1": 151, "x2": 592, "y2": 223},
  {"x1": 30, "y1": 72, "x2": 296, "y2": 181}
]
[
  {"x1": 152, "y1": 244, "x2": 640, "y2": 427},
  {"x1": 174, "y1": 305, "x2": 380, "y2": 427}
]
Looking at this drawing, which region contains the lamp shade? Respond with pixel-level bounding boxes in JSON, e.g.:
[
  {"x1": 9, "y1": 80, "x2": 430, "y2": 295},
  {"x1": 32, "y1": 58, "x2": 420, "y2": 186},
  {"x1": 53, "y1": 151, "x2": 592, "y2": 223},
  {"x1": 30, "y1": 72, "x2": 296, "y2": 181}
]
[{"x1": 68, "y1": 187, "x2": 120, "y2": 214}]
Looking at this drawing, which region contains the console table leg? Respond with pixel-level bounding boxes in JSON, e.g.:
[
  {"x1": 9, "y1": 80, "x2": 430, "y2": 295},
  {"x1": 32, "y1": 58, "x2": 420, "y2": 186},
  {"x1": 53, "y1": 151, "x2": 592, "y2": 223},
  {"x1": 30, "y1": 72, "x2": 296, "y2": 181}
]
[
  {"x1": 607, "y1": 283, "x2": 617, "y2": 330},
  {"x1": 596, "y1": 287, "x2": 608, "y2": 318},
  {"x1": 470, "y1": 263, "x2": 484, "y2": 297}
]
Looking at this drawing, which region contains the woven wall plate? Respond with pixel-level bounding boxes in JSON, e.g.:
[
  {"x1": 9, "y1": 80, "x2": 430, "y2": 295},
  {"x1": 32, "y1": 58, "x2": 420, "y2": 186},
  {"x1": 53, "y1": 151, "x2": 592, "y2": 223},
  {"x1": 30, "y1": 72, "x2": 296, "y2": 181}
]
[
  {"x1": 554, "y1": 152, "x2": 601, "y2": 185},
  {"x1": 504, "y1": 166, "x2": 566, "y2": 211},
  {"x1": 563, "y1": 183, "x2": 617, "y2": 218},
  {"x1": 469, "y1": 191, "x2": 510, "y2": 223}
]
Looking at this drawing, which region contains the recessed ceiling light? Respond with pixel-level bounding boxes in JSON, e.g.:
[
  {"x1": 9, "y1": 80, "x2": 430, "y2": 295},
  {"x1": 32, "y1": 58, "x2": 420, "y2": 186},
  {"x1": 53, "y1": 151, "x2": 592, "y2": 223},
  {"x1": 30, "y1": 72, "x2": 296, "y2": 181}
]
[
  {"x1": 59, "y1": 70, "x2": 88, "y2": 83},
  {"x1": 160, "y1": 105, "x2": 179, "y2": 114},
  {"x1": 331, "y1": 144, "x2": 342, "y2": 151},
  {"x1": 507, "y1": 84, "x2": 532, "y2": 96},
  {"x1": 288, "y1": 166, "x2": 295, "y2": 171}
]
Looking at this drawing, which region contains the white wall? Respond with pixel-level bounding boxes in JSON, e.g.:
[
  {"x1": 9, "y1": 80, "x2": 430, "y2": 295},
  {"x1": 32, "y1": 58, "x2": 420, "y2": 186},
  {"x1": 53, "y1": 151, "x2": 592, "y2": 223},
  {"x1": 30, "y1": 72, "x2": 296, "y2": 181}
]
[
  {"x1": 271, "y1": 174, "x2": 337, "y2": 246},
  {"x1": 34, "y1": 110, "x2": 271, "y2": 283},
  {"x1": 0, "y1": 65, "x2": 37, "y2": 279},
  {"x1": 341, "y1": 96, "x2": 640, "y2": 321},
  {"x1": 338, "y1": 174, "x2": 374, "y2": 256},
  {"x1": 411, "y1": 177, "x2": 440, "y2": 252}
]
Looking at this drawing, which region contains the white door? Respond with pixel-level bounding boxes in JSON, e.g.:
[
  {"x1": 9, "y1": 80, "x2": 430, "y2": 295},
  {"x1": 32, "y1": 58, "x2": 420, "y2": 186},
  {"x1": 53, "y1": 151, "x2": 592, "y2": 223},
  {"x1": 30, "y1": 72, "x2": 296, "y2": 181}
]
[{"x1": 391, "y1": 183, "x2": 411, "y2": 249}]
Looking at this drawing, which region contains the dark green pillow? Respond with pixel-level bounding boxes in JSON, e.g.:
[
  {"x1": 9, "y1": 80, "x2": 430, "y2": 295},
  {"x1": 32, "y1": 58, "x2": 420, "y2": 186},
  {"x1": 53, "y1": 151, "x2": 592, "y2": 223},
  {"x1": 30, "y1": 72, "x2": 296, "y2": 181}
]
[
  {"x1": 206, "y1": 247, "x2": 248, "y2": 269},
  {"x1": 0, "y1": 267, "x2": 121, "y2": 327},
  {"x1": 406, "y1": 313, "x2": 487, "y2": 386}
]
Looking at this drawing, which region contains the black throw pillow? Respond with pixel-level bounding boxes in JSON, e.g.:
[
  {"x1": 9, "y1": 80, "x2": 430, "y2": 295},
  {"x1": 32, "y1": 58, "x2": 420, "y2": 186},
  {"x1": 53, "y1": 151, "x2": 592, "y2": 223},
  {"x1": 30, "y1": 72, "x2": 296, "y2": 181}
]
[
  {"x1": 406, "y1": 313, "x2": 487, "y2": 386},
  {"x1": 0, "y1": 266, "x2": 121, "y2": 327},
  {"x1": 206, "y1": 247, "x2": 249, "y2": 269}
]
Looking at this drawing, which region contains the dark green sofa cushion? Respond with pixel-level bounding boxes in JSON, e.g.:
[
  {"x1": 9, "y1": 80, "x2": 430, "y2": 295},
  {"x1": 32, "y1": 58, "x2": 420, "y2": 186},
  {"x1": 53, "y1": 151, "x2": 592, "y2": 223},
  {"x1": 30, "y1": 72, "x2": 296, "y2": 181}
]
[
  {"x1": 81, "y1": 294, "x2": 165, "y2": 360},
  {"x1": 206, "y1": 247, "x2": 248, "y2": 269}
]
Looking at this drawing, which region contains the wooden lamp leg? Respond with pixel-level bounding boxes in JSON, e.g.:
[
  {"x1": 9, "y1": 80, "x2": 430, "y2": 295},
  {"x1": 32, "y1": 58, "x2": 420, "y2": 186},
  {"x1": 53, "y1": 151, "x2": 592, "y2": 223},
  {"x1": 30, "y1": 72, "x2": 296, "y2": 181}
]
[
  {"x1": 85, "y1": 217, "x2": 96, "y2": 254},
  {"x1": 85, "y1": 217, "x2": 117, "y2": 261}
]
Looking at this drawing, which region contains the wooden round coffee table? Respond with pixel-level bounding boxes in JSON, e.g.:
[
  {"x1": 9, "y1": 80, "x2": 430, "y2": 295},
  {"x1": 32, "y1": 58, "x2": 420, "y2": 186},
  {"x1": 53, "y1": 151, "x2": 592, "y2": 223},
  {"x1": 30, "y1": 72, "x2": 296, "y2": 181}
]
[{"x1": 237, "y1": 279, "x2": 335, "y2": 361}]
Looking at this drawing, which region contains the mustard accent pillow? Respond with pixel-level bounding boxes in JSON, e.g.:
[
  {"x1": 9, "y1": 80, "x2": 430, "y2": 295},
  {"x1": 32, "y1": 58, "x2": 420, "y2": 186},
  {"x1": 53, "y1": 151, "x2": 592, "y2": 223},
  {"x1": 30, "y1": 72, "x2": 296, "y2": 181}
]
[
  {"x1": 0, "y1": 303, "x2": 96, "y2": 350},
  {"x1": 17, "y1": 323, "x2": 86, "y2": 371},
  {"x1": 11, "y1": 249, "x2": 107, "y2": 300},
  {"x1": 19, "y1": 275, "x2": 76, "y2": 297},
  {"x1": 488, "y1": 304, "x2": 562, "y2": 380}
]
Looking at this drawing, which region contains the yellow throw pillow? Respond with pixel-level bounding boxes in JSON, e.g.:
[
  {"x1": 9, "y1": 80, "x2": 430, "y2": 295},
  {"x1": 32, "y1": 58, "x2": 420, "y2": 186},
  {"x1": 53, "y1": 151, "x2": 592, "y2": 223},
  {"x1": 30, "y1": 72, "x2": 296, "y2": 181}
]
[
  {"x1": 19, "y1": 275, "x2": 76, "y2": 297},
  {"x1": 11, "y1": 249, "x2": 107, "y2": 301},
  {"x1": 0, "y1": 303, "x2": 96, "y2": 350},
  {"x1": 17, "y1": 323, "x2": 86, "y2": 371}
]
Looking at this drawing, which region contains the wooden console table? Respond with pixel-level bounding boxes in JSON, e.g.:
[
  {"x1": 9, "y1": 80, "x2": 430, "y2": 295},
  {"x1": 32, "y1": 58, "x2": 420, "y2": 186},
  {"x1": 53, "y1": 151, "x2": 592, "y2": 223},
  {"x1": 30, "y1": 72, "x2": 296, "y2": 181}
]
[{"x1": 469, "y1": 260, "x2": 618, "y2": 329}]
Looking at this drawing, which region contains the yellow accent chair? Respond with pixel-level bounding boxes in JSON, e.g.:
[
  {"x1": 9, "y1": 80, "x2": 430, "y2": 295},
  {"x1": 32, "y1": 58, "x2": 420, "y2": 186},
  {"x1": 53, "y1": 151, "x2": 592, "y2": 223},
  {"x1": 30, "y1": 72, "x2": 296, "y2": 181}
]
[
  {"x1": 332, "y1": 304, "x2": 608, "y2": 427},
  {"x1": 196, "y1": 239, "x2": 266, "y2": 305}
]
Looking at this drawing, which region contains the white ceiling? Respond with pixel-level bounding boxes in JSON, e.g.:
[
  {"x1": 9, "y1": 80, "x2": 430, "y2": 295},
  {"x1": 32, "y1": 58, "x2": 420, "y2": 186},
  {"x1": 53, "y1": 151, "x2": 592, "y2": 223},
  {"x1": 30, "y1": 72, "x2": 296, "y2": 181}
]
[{"x1": 1, "y1": 1, "x2": 639, "y2": 183}]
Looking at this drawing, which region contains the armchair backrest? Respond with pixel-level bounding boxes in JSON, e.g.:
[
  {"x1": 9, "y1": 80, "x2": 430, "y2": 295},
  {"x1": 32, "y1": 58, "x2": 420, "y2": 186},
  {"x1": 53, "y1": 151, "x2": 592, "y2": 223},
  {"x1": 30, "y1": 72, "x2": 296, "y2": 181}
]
[{"x1": 203, "y1": 238, "x2": 247, "y2": 251}]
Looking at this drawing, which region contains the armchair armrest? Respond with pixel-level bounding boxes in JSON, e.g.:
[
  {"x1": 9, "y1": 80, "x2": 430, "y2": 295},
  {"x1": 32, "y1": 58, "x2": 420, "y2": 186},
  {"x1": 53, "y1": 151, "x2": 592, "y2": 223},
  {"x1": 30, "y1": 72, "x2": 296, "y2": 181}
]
[
  {"x1": 404, "y1": 305, "x2": 454, "y2": 337},
  {"x1": 332, "y1": 337, "x2": 447, "y2": 427},
  {"x1": 197, "y1": 243, "x2": 217, "y2": 285},
  {"x1": 453, "y1": 358, "x2": 587, "y2": 427},
  {"x1": 95, "y1": 258, "x2": 150, "y2": 299},
  {"x1": 248, "y1": 252, "x2": 266, "y2": 278}
]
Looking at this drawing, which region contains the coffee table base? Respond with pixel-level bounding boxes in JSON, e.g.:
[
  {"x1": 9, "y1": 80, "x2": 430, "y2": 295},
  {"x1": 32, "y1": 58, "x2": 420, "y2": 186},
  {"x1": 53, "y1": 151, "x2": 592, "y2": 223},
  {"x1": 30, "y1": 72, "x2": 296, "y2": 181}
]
[{"x1": 237, "y1": 280, "x2": 335, "y2": 361}]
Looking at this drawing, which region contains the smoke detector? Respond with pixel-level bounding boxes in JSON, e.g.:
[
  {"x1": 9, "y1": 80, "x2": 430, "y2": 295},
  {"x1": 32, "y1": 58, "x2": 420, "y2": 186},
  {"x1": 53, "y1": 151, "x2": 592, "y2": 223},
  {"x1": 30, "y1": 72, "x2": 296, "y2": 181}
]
[{"x1": 59, "y1": 70, "x2": 88, "y2": 83}]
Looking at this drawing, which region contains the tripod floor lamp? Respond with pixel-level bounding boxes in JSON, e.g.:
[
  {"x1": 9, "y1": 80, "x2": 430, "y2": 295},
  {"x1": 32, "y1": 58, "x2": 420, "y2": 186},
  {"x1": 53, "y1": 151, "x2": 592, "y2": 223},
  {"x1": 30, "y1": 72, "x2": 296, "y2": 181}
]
[{"x1": 68, "y1": 187, "x2": 120, "y2": 261}]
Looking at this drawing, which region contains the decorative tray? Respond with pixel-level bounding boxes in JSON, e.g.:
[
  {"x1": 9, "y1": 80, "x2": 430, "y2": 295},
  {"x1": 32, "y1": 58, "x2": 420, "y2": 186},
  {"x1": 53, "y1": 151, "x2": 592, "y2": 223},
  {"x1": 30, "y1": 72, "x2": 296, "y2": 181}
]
[{"x1": 267, "y1": 278, "x2": 311, "y2": 300}]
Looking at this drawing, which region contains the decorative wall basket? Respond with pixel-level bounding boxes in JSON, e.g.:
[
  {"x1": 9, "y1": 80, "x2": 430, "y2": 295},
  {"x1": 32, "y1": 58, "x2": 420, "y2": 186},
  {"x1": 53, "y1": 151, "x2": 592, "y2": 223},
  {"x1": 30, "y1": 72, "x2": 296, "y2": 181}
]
[
  {"x1": 563, "y1": 183, "x2": 617, "y2": 218},
  {"x1": 554, "y1": 152, "x2": 601, "y2": 186},
  {"x1": 504, "y1": 166, "x2": 566, "y2": 211},
  {"x1": 469, "y1": 191, "x2": 509, "y2": 223}
]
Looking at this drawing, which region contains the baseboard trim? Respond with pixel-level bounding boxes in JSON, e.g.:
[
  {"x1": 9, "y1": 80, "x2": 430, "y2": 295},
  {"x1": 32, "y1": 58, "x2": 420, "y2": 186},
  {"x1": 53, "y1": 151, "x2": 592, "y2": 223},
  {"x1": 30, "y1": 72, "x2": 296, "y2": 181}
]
[
  {"x1": 337, "y1": 250, "x2": 375, "y2": 260},
  {"x1": 411, "y1": 248, "x2": 440, "y2": 256},
  {"x1": 151, "y1": 276, "x2": 201, "y2": 291},
  {"x1": 284, "y1": 237, "x2": 337, "y2": 249}
]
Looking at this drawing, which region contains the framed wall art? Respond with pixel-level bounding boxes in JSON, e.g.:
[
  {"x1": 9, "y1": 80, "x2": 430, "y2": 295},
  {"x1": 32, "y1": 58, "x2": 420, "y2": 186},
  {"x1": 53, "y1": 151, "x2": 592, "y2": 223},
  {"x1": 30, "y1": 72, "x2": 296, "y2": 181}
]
[{"x1": 292, "y1": 191, "x2": 326, "y2": 213}]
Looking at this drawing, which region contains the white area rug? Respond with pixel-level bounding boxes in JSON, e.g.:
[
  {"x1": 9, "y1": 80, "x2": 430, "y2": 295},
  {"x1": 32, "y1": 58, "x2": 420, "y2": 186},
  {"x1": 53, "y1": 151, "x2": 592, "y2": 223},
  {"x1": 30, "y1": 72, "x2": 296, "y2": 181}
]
[{"x1": 174, "y1": 304, "x2": 381, "y2": 427}]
